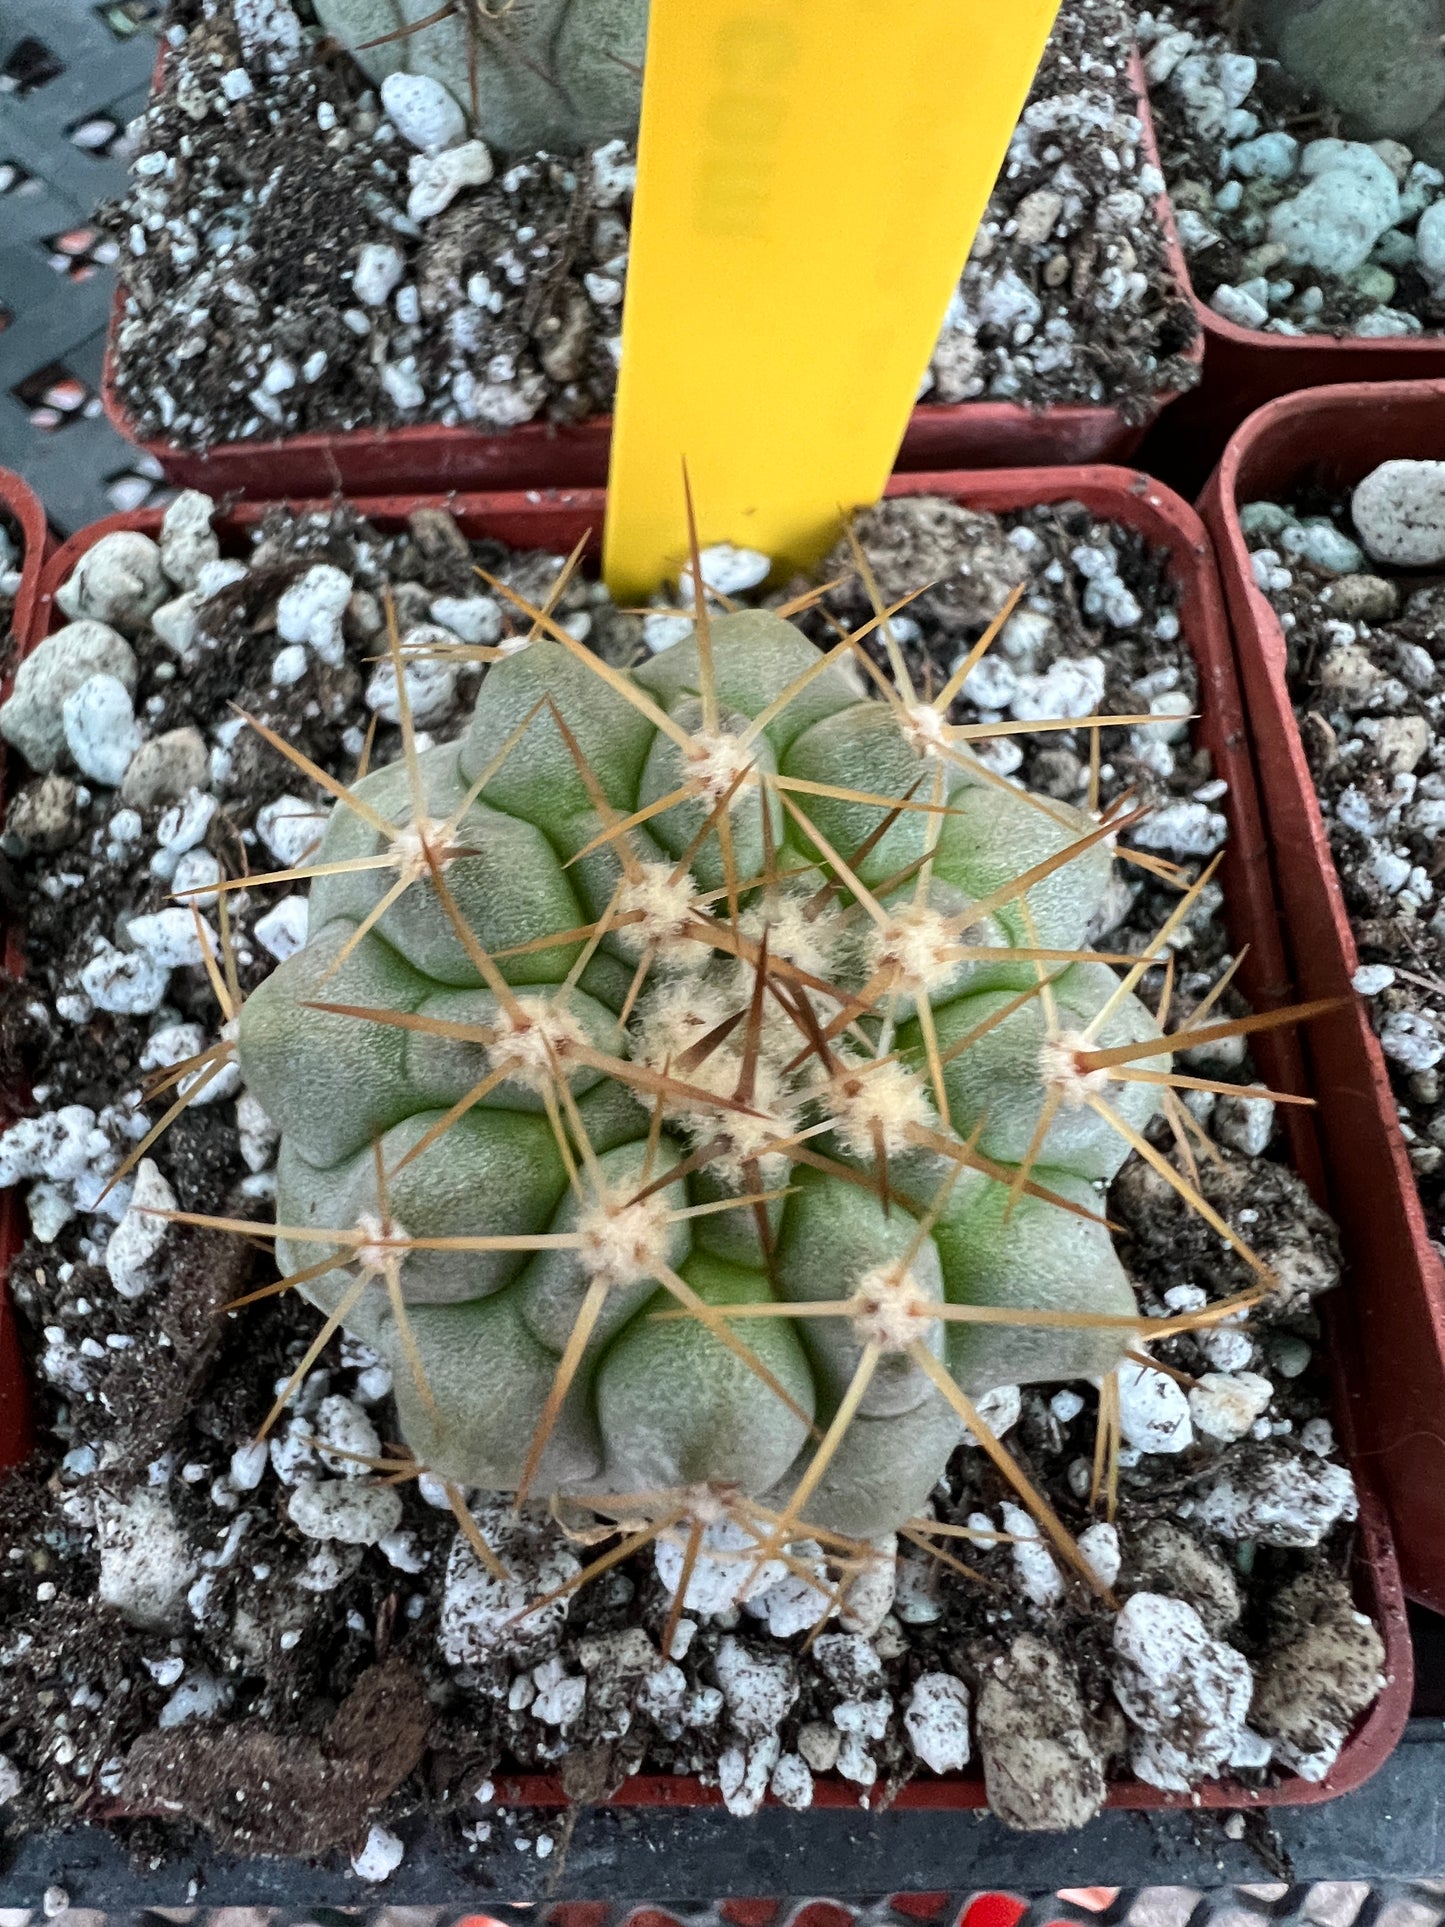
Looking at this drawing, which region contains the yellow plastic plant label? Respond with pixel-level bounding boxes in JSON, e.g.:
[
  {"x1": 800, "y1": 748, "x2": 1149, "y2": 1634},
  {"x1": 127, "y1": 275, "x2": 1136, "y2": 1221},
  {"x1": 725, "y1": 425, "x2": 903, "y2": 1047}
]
[{"x1": 603, "y1": 0, "x2": 1062, "y2": 600}]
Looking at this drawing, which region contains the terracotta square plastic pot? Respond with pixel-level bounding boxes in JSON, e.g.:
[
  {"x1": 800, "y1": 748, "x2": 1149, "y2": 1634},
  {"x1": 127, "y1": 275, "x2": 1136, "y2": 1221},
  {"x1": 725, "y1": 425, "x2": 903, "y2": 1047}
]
[
  {"x1": 1200, "y1": 379, "x2": 1445, "y2": 1619},
  {"x1": 1136, "y1": 84, "x2": 1445, "y2": 485},
  {"x1": 0, "y1": 466, "x2": 49, "y2": 1479},
  {"x1": 1, "y1": 467, "x2": 1410, "y2": 1817},
  {"x1": 99, "y1": 57, "x2": 1201, "y2": 497}
]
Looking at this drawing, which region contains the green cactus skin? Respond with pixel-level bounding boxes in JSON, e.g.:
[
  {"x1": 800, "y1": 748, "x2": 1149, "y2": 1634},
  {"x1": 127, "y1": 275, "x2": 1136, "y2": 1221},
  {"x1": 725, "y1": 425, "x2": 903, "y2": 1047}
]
[
  {"x1": 237, "y1": 608, "x2": 1165, "y2": 1540},
  {"x1": 1249, "y1": 0, "x2": 1445, "y2": 145},
  {"x1": 311, "y1": 0, "x2": 649, "y2": 154}
]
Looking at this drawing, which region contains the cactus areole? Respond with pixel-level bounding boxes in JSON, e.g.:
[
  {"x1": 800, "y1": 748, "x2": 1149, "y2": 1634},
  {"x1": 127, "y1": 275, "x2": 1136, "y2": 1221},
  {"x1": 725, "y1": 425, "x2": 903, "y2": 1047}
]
[{"x1": 235, "y1": 611, "x2": 1168, "y2": 1541}]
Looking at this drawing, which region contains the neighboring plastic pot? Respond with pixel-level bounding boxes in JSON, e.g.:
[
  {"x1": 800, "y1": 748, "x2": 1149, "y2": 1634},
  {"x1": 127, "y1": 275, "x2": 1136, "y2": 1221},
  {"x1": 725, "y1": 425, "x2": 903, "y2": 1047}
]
[
  {"x1": 0, "y1": 466, "x2": 48, "y2": 1478},
  {"x1": 99, "y1": 58, "x2": 1201, "y2": 496},
  {"x1": 1136, "y1": 84, "x2": 1445, "y2": 486},
  {"x1": 1200, "y1": 379, "x2": 1445, "y2": 1619},
  {"x1": 3, "y1": 467, "x2": 1410, "y2": 1819}
]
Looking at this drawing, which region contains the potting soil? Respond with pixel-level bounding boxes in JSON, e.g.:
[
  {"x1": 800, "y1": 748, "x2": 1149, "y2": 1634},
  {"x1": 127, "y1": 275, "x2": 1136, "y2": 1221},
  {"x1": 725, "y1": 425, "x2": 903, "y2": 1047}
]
[
  {"x1": 103, "y1": 0, "x2": 1198, "y2": 452},
  {"x1": 0, "y1": 494, "x2": 1381, "y2": 1860}
]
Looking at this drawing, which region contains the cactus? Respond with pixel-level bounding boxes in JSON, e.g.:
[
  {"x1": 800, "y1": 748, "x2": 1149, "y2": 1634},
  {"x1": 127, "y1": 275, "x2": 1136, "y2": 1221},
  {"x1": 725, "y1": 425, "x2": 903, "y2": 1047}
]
[
  {"x1": 312, "y1": 0, "x2": 649, "y2": 154},
  {"x1": 191, "y1": 562, "x2": 1219, "y2": 1563},
  {"x1": 1243, "y1": 0, "x2": 1445, "y2": 149}
]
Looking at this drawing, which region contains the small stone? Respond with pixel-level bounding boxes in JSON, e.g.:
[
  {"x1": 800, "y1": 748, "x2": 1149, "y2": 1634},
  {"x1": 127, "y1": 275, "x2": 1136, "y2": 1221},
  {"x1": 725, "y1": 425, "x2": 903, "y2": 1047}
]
[
  {"x1": 287, "y1": 1477, "x2": 403, "y2": 1545},
  {"x1": 56, "y1": 531, "x2": 167, "y2": 631},
  {"x1": 1374, "y1": 714, "x2": 1431, "y2": 775},
  {"x1": 104, "y1": 1158, "x2": 176, "y2": 1299},
  {"x1": 365, "y1": 642, "x2": 458, "y2": 725},
  {"x1": 276, "y1": 564, "x2": 351, "y2": 665},
  {"x1": 1001, "y1": 1501, "x2": 1064, "y2": 1607},
  {"x1": 1189, "y1": 1371, "x2": 1275, "y2": 1442},
  {"x1": 716, "y1": 1634, "x2": 798, "y2": 1737},
  {"x1": 431, "y1": 593, "x2": 502, "y2": 645},
  {"x1": 1210, "y1": 283, "x2": 1269, "y2": 329},
  {"x1": 351, "y1": 1823, "x2": 404, "y2": 1882},
  {"x1": 1418, "y1": 198, "x2": 1445, "y2": 293},
  {"x1": 1321, "y1": 574, "x2": 1400, "y2": 622},
  {"x1": 1214, "y1": 1084, "x2": 1276, "y2": 1155},
  {"x1": 159, "y1": 490, "x2": 219, "y2": 590},
  {"x1": 678, "y1": 543, "x2": 772, "y2": 600},
  {"x1": 257, "y1": 793, "x2": 325, "y2": 868},
  {"x1": 254, "y1": 895, "x2": 308, "y2": 962},
  {"x1": 1078, "y1": 1521, "x2": 1122, "y2": 1590},
  {"x1": 79, "y1": 941, "x2": 170, "y2": 1016},
  {"x1": 407, "y1": 140, "x2": 494, "y2": 221},
  {"x1": 770, "y1": 1752, "x2": 814, "y2": 1809},
  {"x1": 976, "y1": 1635, "x2": 1106, "y2": 1831},
  {"x1": 120, "y1": 726, "x2": 209, "y2": 808},
  {"x1": 1118, "y1": 1359, "x2": 1194, "y2": 1453},
  {"x1": 1354, "y1": 460, "x2": 1445, "y2": 566},
  {"x1": 95, "y1": 1487, "x2": 197, "y2": 1627},
  {"x1": 381, "y1": 71, "x2": 465, "y2": 153},
  {"x1": 3, "y1": 774, "x2": 82, "y2": 854},
  {"x1": 62, "y1": 674, "x2": 143, "y2": 786},
  {"x1": 1352, "y1": 963, "x2": 1396, "y2": 994},
  {"x1": 905, "y1": 1673, "x2": 971, "y2": 1773},
  {"x1": 1230, "y1": 131, "x2": 1299, "y2": 180},
  {"x1": 353, "y1": 242, "x2": 404, "y2": 307},
  {"x1": 1113, "y1": 1592, "x2": 1253, "y2": 1791},
  {"x1": 0, "y1": 621, "x2": 138, "y2": 773},
  {"x1": 797, "y1": 1720, "x2": 840, "y2": 1772}
]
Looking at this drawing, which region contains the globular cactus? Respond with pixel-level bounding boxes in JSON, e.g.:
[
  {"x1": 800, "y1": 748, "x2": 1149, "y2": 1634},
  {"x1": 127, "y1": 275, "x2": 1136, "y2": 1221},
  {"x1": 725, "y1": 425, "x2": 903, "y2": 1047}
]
[
  {"x1": 230, "y1": 598, "x2": 1176, "y2": 1547},
  {"x1": 312, "y1": 0, "x2": 649, "y2": 154}
]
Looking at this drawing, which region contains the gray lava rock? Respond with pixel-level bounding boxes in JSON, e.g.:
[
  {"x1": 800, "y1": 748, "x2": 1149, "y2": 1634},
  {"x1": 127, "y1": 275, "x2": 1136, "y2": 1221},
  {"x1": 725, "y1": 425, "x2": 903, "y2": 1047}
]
[
  {"x1": 976, "y1": 1634, "x2": 1106, "y2": 1831},
  {"x1": 1353, "y1": 460, "x2": 1445, "y2": 566},
  {"x1": 2, "y1": 774, "x2": 83, "y2": 855},
  {"x1": 121, "y1": 727, "x2": 211, "y2": 810},
  {"x1": 0, "y1": 621, "x2": 139, "y2": 774}
]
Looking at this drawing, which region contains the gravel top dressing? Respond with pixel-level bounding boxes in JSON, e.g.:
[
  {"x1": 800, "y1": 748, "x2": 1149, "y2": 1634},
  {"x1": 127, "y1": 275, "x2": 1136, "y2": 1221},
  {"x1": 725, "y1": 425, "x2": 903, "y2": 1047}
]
[
  {"x1": 1144, "y1": 3, "x2": 1445, "y2": 339},
  {"x1": 1240, "y1": 458, "x2": 1445, "y2": 1247},
  {"x1": 104, "y1": 0, "x2": 1199, "y2": 451},
  {"x1": 0, "y1": 491, "x2": 1384, "y2": 1863}
]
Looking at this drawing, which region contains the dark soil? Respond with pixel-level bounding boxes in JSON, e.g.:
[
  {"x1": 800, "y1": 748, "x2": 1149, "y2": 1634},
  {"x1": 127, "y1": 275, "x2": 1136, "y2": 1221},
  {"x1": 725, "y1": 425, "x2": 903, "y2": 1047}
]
[{"x1": 104, "y1": 0, "x2": 1198, "y2": 451}]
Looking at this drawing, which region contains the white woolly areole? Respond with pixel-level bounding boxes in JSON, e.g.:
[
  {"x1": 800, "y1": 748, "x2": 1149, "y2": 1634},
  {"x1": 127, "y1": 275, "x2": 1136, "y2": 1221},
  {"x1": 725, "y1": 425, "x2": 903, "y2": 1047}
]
[
  {"x1": 391, "y1": 816, "x2": 460, "y2": 879},
  {"x1": 821, "y1": 1054, "x2": 936, "y2": 1160},
  {"x1": 485, "y1": 996, "x2": 589, "y2": 1092},
  {"x1": 899, "y1": 703, "x2": 949, "y2": 760},
  {"x1": 352, "y1": 1210, "x2": 410, "y2": 1277},
  {"x1": 1038, "y1": 1029, "x2": 1113, "y2": 1109},
  {"x1": 741, "y1": 893, "x2": 846, "y2": 985},
  {"x1": 865, "y1": 904, "x2": 961, "y2": 996},
  {"x1": 686, "y1": 727, "x2": 757, "y2": 801},
  {"x1": 615, "y1": 861, "x2": 704, "y2": 959},
  {"x1": 575, "y1": 1187, "x2": 675, "y2": 1291},
  {"x1": 849, "y1": 1263, "x2": 938, "y2": 1352}
]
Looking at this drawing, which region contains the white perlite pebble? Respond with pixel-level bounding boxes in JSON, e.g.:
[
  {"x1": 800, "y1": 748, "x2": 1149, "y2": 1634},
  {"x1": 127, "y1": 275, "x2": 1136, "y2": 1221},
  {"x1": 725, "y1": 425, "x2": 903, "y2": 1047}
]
[
  {"x1": 79, "y1": 941, "x2": 170, "y2": 1015},
  {"x1": 0, "y1": 1756, "x2": 20, "y2": 1806},
  {"x1": 1187, "y1": 1454, "x2": 1359, "y2": 1546},
  {"x1": 715, "y1": 1634, "x2": 798, "y2": 1737},
  {"x1": 1011, "y1": 655, "x2": 1106, "y2": 722},
  {"x1": 655, "y1": 1514, "x2": 784, "y2": 1614},
  {"x1": 745, "y1": 1541, "x2": 834, "y2": 1638},
  {"x1": 313, "y1": 1393, "x2": 381, "y2": 1475},
  {"x1": 351, "y1": 1823, "x2": 404, "y2": 1882},
  {"x1": 287, "y1": 1477, "x2": 403, "y2": 1545},
  {"x1": 56, "y1": 531, "x2": 167, "y2": 631},
  {"x1": 275, "y1": 564, "x2": 351, "y2": 665},
  {"x1": 254, "y1": 895, "x2": 308, "y2": 962},
  {"x1": 380, "y1": 71, "x2": 466, "y2": 154},
  {"x1": 159, "y1": 490, "x2": 219, "y2": 590},
  {"x1": 1214, "y1": 1085, "x2": 1276, "y2": 1156},
  {"x1": 1118, "y1": 1359, "x2": 1194, "y2": 1453},
  {"x1": 104, "y1": 1158, "x2": 176, "y2": 1299},
  {"x1": 1352, "y1": 461, "x2": 1445, "y2": 568},
  {"x1": 1113, "y1": 1592, "x2": 1254, "y2": 1791},
  {"x1": 769, "y1": 1752, "x2": 814, "y2": 1809},
  {"x1": 1189, "y1": 1371, "x2": 1275, "y2": 1442},
  {"x1": 158, "y1": 1674, "x2": 229, "y2": 1729},
  {"x1": 904, "y1": 1672, "x2": 971, "y2": 1774},
  {"x1": 1380, "y1": 1009, "x2": 1444, "y2": 1072},
  {"x1": 365, "y1": 642, "x2": 459, "y2": 725},
  {"x1": 230, "y1": 1440, "x2": 269, "y2": 1491},
  {"x1": 439, "y1": 1506, "x2": 581, "y2": 1664},
  {"x1": 1000, "y1": 1501, "x2": 1064, "y2": 1607},
  {"x1": 431, "y1": 593, "x2": 501, "y2": 645},
  {"x1": 644, "y1": 613, "x2": 694, "y2": 654},
  {"x1": 0, "y1": 621, "x2": 138, "y2": 773},
  {"x1": 1418, "y1": 199, "x2": 1445, "y2": 296},
  {"x1": 407, "y1": 140, "x2": 494, "y2": 221},
  {"x1": 257, "y1": 792, "x2": 325, "y2": 868},
  {"x1": 679, "y1": 544, "x2": 772, "y2": 600},
  {"x1": 237, "y1": 1089, "x2": 280, "y2": 1173},
  {"x1": 1268, "y1": 145, "x2": 1401, "y2": 276},
  {"x1": 96, "y1": 1488, "x2": 197, "y2": 1627},
  {"x1": 1129, "y1": 800, "x2": 1228, "y2": 857},
  {"x1": 718, "y1": 1734, "x2": 781, "y2": 1817},
  {"x1": 270, "y1": 644, "x2": 308, "y2": 687},
  {"x1": 1210, "y1": 283, "x2": 1269, "y2": 330},
  {"x1": 1352, "y1": 964, "x2": 1396, "y2": 995},
  {"x1": 128, "y1": 905, "x2": 213, "y2": 969},
  {"x1": 353, "y1": 242, "x2": 405, "y2": 308},
  {"x1": 1078, "y1": 1521, "x2": 1121, "y2": 1591}
]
